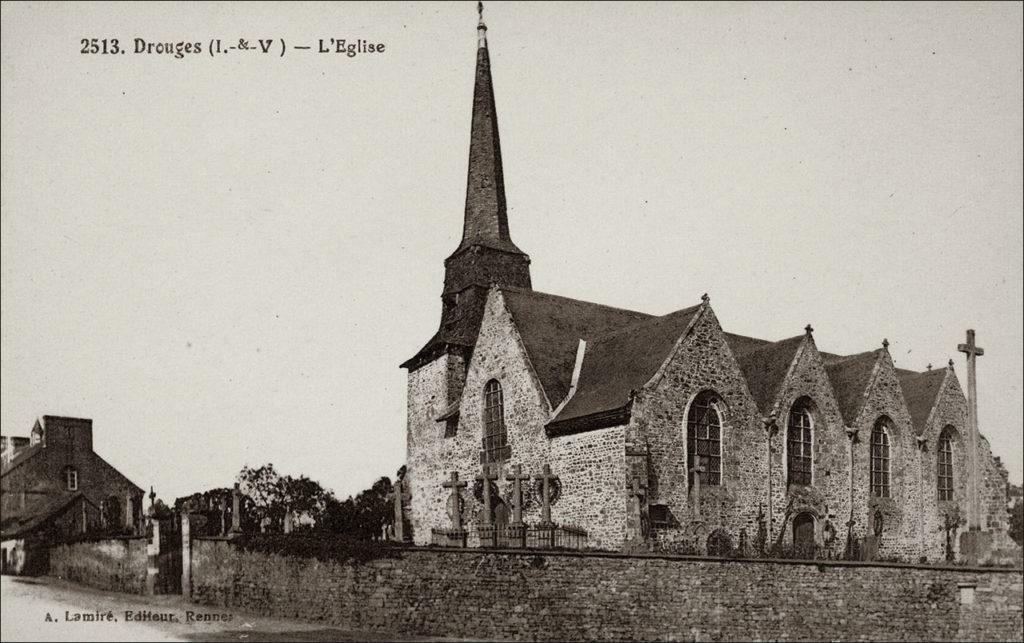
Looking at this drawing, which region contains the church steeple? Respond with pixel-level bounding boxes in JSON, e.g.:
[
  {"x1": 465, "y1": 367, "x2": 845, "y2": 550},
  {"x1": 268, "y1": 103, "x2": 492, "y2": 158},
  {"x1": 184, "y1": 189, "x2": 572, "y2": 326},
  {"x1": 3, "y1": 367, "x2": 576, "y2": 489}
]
[
  {"x1": 402, "y1": 4, "x2": 531, "y2": 371},
  {"x1": 458, "y1": 1, "x2": 523, "y2": 255}
]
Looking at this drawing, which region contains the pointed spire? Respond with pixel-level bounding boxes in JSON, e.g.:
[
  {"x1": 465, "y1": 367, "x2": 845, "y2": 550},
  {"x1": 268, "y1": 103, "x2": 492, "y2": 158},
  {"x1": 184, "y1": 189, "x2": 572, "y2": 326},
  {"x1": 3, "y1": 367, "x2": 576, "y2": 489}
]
[
  {"x1": 458, "y1": 2, "x2": 523, "y2": 255},
  {"x1": 477, "y1": 1, "x2": 487, "y2": 48}
]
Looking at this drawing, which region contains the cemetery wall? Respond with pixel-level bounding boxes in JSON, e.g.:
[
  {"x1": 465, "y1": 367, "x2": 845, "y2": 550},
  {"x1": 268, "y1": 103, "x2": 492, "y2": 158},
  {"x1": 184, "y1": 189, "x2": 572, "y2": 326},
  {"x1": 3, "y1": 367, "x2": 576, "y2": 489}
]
[
  {"x1": 49, "y1": 536, "x2": 148, "y2": 594},
  {"x1": 190, "y1": 540, "x2": 1023, "y2": 641}
]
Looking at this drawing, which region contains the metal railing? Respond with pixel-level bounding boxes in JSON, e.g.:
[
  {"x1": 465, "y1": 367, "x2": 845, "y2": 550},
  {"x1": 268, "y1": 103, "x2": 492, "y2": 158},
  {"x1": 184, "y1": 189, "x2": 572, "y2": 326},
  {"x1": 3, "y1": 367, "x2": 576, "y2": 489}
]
[{"x1": 431, "y1": 523, "x2": 589, "y2": 550}]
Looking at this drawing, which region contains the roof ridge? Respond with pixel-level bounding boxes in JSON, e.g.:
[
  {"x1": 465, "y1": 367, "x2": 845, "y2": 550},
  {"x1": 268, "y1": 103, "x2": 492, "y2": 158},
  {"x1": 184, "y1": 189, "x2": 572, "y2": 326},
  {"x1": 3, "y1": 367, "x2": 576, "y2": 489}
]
[
  {"x1": 733, "y1": 333, "x2": 805, "y2": 356},
  {"x1": 587, "y1": 303, "x2": 703, "y2": 346},
  {"x1": 499, "y1": 287, "x2": 654, "y2": 318}
]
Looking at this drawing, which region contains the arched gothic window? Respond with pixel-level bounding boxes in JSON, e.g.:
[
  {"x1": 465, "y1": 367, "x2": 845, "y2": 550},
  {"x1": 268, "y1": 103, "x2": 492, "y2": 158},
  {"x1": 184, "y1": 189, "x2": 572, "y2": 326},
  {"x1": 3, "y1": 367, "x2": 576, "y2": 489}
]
[
  {"x1": 870, "y1": 419, "x2": 892, "y2": 498},
  {"x1": 64, "y1": 466, "x2": 78, "y2": 491},
  {"x1": 787, "y1": 403, "x2": 813, "y2": 486},
  {"x1": 937, "y1": 427, "x2": 954, "y2": 501},
  {"x1": 481, "y1": 379, "x2": 508, "y2": 463},
  {"x1": 687, "y1": 391, "x2": 723, "y2": 486}
]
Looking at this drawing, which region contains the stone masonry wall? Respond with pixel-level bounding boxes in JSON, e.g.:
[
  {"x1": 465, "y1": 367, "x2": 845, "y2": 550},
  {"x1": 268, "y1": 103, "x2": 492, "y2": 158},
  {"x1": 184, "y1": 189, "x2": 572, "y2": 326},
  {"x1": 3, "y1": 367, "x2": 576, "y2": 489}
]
[
  {"x1": 634, "y1": 307, "x2": 769, "y2": 549},
  {"x1": 849, "y1": 351, "x2": 920, "y2": 560},
  {"x1": 49, "y1": 537, "x2": 148, "y2": 594},
  {"x1": 190, "y1": 540, "x2": 1024, "y2": 641},
  {"x1": 769, "y1": 336, "x2": 851, "y2": 556},
  {"x1": 921, "y1": 369, "x2": 970, "y2": 561},
  {"x1": 408, "y1": 290, "x2": 627, "y2": 548}
]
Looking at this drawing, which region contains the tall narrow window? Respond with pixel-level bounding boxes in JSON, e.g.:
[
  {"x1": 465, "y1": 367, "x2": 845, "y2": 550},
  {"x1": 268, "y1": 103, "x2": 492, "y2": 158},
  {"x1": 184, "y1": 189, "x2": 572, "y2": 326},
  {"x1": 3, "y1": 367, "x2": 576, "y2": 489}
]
[
  {"x1": 787, "y1": 403, "x2": 813, "y2": 486},
  {"x1": 482, "y1": 379, "x2": 508, "y2": 463},
  {"x1": 870, "y1": 419, "x2": 891, "y2": 498},
  {"x1": 64, "y1": 466, "x2": 78, "y2": 491},
  {"x1": 687, "y1": 391, "x2": 723, "y2": 486},
  {"x1": 937, "y1": 427, "x2": 954, "y2": 501}
]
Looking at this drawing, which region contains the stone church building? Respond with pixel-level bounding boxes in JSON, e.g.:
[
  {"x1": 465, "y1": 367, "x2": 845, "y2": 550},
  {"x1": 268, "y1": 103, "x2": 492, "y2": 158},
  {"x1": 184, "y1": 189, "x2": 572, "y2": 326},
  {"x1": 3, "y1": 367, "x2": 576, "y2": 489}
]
[{"x1": 402, "y1": 12, "x2": 1013, "y2": 563}]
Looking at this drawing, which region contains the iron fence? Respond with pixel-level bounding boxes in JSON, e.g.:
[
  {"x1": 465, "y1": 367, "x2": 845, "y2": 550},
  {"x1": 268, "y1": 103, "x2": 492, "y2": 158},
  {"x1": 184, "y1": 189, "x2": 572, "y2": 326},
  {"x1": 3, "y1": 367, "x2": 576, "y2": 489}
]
[{"x1": 431, "y1": 523, "x2": 589, "y2": 550}]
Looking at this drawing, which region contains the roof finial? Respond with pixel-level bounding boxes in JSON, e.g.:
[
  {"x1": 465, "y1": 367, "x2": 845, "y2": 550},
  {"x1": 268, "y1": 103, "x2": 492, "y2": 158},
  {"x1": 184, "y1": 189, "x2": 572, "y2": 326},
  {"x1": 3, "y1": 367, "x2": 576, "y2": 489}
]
[
  {"x1": 948, "y1": 358, "x2": 955, "y2": 369},
  {"x1": 927, "y1": 363, "x2": 932, "y2": 371},
  {"x1": 882, "y1": 338, "x2": 889, "y2": 350},
  {"x1": 804, "y1": 324, "x2": 814, "y2": 336},
  {"x1": 477, "y1": 1, "x2": 488, "y2": 48},
  {"x1": 701, "y1": 293, "x2": 710, "y2": 305}
]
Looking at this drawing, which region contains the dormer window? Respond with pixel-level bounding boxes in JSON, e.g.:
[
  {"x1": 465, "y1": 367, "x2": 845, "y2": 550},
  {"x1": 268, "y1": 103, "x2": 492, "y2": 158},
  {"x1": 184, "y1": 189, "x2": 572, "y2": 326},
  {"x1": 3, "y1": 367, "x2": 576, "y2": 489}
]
[{"x1": 64, "y1": 466, "x2": 78, "y2": 491}]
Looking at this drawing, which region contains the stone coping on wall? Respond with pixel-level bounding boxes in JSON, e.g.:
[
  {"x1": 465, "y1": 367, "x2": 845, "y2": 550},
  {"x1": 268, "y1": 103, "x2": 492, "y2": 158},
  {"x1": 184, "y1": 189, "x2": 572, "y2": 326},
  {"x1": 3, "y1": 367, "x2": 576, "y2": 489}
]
[{"x1": 191, "y1": 537, "x2": 1023, "y2": 574}]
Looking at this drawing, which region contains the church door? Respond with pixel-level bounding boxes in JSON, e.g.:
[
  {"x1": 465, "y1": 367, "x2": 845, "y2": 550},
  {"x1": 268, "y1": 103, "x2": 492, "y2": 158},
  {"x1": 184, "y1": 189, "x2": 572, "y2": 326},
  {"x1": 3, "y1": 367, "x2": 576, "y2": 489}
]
[{"x1": 792, "y1": 512, "x2": 815, "y2": 557}]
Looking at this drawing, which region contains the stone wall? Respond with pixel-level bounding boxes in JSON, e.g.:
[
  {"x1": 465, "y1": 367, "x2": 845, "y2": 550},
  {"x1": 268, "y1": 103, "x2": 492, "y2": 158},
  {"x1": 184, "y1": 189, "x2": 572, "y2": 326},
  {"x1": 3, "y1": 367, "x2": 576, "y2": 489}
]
[
  {"x1": 408, "y1": 290, "x2": 629, "y2": 549},
  {"x1": 49, "y1": 537, "x2": 148, "y2": 594},
  {"x1": 190, "y1": 540, "x2": 1023, "y2": 641}
]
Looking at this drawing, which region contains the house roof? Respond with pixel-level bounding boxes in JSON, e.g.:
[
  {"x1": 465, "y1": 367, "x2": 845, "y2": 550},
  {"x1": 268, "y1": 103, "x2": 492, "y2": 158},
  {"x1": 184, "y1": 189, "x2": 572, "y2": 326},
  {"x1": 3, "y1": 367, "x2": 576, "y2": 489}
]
[
  {"x1": 0, "y1": 492, "x2": 95, "y2": 539},
  {"x1": 897, "y1": 367, "x2": 948, "y2": 435},
  {"x1": 549, "y1": 304, "x2": 703, "y2": 426},
  {"x1": 1, "y1": 442, "x2": 42, "y2": 477},
  {"x1": 501, "y1": 287, "x2": 653, "y2": 405},
  {"x1": 822, "y1": 350, "x2": 882, "y2": 425},
  {"x1": 726, "y1": 334, "x2": 805, "y2": 414}
]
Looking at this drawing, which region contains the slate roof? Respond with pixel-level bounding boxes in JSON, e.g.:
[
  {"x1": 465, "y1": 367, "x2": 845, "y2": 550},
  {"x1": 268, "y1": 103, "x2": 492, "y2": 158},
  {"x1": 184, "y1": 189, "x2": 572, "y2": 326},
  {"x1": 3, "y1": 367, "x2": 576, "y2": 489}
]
[
  {"x1": 726, "y1": 334, "x2": 805, "y2": 414},
  {"x1": 822, "y1": 350, "x2": 883, "y2": 425},
  {"x1": 549, "y1": 305, "x2": 703, "y2": 424},
  {"x1": 0, "y1": 442, "x2": 42, "y2": 477},
  {"x1": 501, "y1": 287, "x2": 653, "y2": 404},
  {"x1": 0, "y1": 492, "x2": 94, "y2": 539},
  {"x1": 897, "y1": 367, "x2": 948, "y2": 435}
]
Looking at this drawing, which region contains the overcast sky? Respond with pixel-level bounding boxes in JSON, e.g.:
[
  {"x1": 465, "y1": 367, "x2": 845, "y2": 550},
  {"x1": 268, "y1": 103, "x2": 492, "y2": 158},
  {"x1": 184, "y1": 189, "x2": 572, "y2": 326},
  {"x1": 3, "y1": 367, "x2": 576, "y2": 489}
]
[{"x1": 2, "y1": 1, "x2": 1021, "y2": 502}]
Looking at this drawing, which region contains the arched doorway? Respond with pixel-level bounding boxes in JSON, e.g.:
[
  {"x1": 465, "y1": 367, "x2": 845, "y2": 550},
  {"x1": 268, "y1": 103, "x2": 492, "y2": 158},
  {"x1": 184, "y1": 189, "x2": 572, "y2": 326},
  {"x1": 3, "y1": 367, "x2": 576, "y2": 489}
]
[{"x1": 792, "y1": 512, "x2": 815, "y2": 557}]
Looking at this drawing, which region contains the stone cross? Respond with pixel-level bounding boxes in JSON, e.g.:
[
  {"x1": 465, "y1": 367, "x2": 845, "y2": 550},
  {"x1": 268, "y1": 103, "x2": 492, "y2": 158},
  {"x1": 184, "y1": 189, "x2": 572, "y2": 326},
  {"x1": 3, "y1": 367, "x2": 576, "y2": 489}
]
[
  {"x1": 958, "y1": 329, "x2": 984, "y2": 530},
  {"x1": 387, "y1": 475, "x2": 410, "y2": 541},
  {"x1": 628, "y1": 476, "x2": 649, "y2": 540},
  {"x1": 691, "y1": 457, "x2": 706, "y2": 518},
  {"x1": 476, "y1": 464, "x2": 500, "y2": 527},
  {"x1": 506, "y1": 464, "x2": 530, "y2": 526},
  {"x1": 442, "y1": 471, "x2": 468, "y2": 532},
  {"x1": 230, "y1": 483, "x2": 242, "y2": 534},
  {"x1": 535, "y1": 464, "x2": 558, "y2": 526}
]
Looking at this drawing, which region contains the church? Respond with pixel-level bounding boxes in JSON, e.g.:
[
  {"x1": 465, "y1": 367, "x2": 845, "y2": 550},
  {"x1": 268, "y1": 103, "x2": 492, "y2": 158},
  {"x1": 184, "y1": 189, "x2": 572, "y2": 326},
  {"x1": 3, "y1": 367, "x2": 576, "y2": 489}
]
[{"x1": 401, "y1": 9, "x2": 1015, "y2": 564}]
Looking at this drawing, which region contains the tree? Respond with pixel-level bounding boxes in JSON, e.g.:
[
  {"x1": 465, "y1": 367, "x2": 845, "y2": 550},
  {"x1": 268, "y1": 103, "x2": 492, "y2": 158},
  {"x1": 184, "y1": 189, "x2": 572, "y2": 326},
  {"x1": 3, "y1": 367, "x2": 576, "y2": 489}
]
[
  {"x1": 321, "y1": 475, "x2": 392, "y2": 541},
  {"x1": 237, "y1": 463, "x2": 331, "y2": 533},
  {"x1": 1010, "y1": 498, "x2": 1023, "y2": 548}
]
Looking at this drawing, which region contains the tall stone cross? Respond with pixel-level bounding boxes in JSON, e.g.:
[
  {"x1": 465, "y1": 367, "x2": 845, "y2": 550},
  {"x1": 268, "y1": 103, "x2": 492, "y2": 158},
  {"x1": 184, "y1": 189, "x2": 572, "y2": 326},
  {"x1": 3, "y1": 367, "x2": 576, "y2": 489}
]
[
  {"x1": 387, "y1": 475, "x2": 411, "y2": 541},
  {"x1": 535, "y1": 464, "x2": 558, "y2": 526},
  {"x1": 629, "y1": 476, "x2": 649, "y2": 540},
  {"x1": 506, "y1": 464, "x2": 530, "y2": 526},
  {"x1": 230, "y1": 483, "x2": 242, "y2": 535},
  {"x1": 691, "y1": 457, "x2": 706, "y2": 518},
  {"x1": 476, "y1": 464, "x2": 500, "y2": 527},
  {"x1": 442, "y1": 471, "x2": 468, "y2": 532},
  {"x1": 958, "y1": 329, "x2": 984, "y2": 530}
]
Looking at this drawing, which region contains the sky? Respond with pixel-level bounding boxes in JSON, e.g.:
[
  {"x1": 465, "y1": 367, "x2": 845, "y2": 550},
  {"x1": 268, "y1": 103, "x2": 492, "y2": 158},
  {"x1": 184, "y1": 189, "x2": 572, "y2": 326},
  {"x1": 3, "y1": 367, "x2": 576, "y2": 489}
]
[{"x1": 1, "y1": 1, "x2": 1021, "y2": 502}]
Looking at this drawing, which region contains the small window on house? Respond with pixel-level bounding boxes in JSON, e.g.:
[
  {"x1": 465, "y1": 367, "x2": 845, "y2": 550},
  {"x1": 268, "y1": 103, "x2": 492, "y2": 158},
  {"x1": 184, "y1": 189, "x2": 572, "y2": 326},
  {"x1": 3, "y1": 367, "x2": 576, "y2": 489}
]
[
  {"x1": 787, "y1": 403, "x2": 813, "y2": 486},
  {"x1": 938, "y1": 426, "x2": 954, "y2": 501},
  {"x1": 870, "y1": 418, "x2": 892, "y2": 498},
  {"x1": 64, "y1": 466, "x2": 78, "y2": 491},
  {"x1": 687, "y1": 391, "x2": 723, "y2": 486},
  {"x1": 481, "y1": 379, "x2": 509, "y2": 463}
]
